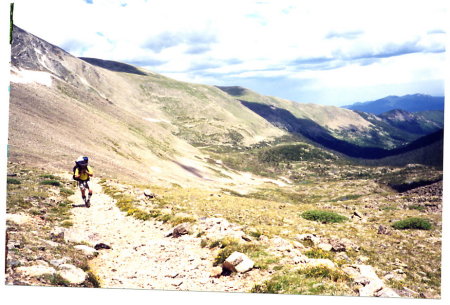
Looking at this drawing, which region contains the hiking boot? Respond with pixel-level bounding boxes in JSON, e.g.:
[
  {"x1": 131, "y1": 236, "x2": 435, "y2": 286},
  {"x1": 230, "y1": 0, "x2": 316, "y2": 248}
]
[{"x1": 86, "y1": 199, "x2": 91, "y2": 208}]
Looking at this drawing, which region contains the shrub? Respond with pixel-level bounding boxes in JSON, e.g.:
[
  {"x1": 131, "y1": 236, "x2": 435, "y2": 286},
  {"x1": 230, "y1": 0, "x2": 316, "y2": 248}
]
[
  {"x1": 40, "y1": 180, "x2": 61, "y2": 187},
  {"x1": 304, "y1": 248, "x2": 334, "y2": 260},
  {"x1": 60, "y1": 187, "x2": 75, "y2": 195},
  {"x1": 7, "y1": 178, "x2": 21, "y2": 185},
  {"x1": 392, "y1": 217, "x2": 432, "y2": 230},
  {"x1": 301, "y1": 210, "x2": 348, "y2": 224}
]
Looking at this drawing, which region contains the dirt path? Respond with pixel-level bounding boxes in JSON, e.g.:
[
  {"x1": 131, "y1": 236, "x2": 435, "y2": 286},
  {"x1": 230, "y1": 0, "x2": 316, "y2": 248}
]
[{"x1": 65, "y1": 178, "x2": 265, "y2": 292}]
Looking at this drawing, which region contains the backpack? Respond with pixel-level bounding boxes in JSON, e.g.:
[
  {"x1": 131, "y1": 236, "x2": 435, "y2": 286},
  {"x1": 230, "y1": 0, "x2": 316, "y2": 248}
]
[{"x1": 72, "y1": 157, "x2": 89, "y2": 181}]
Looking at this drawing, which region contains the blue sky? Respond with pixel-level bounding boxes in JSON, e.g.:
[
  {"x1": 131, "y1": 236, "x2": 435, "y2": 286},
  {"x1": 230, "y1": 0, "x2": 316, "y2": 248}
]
[{"x1": 13, "y1": 0, "x2": 447, "y2": 105}]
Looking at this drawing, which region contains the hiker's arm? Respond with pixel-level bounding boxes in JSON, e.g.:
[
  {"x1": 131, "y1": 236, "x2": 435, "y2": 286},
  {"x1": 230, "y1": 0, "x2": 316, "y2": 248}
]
[
  {"x1": 87, "y1": 167, "x2": 94, "y2": 177},
  {"x1": 74, "y1": 168, "x2": 80, "y2": 178}
]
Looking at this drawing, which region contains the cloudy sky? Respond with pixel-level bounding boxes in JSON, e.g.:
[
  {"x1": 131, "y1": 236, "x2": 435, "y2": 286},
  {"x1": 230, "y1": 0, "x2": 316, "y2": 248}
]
[{"x1": 12, "y1": 0, "x2": 447, "y2": 105}]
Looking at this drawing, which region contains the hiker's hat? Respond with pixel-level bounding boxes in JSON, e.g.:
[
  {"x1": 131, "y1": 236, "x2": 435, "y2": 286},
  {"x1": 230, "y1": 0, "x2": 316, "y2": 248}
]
[{"x1": 76, "y1": 156, "x2": 84, "y2": 162}]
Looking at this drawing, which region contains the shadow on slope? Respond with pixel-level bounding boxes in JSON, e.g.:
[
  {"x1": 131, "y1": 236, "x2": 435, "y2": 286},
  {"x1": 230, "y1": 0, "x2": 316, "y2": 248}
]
[
  {"x1": 80, "y1": 57, "x2": 147, "y2": 76},
  {"x1": 240, "y1": 101, "x2": 444, "y2": 164}
]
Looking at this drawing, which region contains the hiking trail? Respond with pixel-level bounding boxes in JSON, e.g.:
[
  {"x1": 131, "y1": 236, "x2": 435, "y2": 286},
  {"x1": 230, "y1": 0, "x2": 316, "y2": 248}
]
[{"x1": 64, "y1": 178, "x2": 266, "y2": 292}]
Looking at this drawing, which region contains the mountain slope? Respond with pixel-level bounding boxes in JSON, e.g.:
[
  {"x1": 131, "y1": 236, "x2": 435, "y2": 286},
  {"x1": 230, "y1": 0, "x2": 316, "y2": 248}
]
[
  {"x1": 377, "y1": 109, "x2": 443, "y2": 135},
  {"x1": 342, "y1": 94, "x2": 445, "y2": 114},
  {"x1": 217, "y1": 86, "x2": 442, "y2": 149},
  {"x1": 9, "y1": 26, "x2": 286, "y2": 188}
]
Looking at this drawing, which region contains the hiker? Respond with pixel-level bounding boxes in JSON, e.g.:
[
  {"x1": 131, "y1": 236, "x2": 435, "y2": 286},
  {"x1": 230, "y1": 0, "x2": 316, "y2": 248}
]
[{"x1": 73, "y1": 156, "x2": 94, "y2": 207}]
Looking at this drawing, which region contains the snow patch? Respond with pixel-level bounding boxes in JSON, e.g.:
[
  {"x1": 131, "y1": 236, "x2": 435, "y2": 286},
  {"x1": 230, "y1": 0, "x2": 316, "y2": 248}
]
[
  {"x1": 145, "y1": 118, "x2": 171, "y2": 124},
  {"x1": 150, "y1": 166, "x2": 162, "y2": 173},
  {"x1": 10, "y1": 67, "x2": 53, "y2": 87}
]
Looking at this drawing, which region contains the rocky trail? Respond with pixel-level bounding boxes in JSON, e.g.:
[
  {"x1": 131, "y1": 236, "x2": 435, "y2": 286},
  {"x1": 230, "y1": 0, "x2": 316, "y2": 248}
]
[{"x1": 64, "y1": 178, "x2": 267, "y2": 292}]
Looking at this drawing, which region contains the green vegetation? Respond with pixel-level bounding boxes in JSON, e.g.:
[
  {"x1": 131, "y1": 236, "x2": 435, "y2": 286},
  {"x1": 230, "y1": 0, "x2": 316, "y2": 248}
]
[
  {"x1": 258, "y1": 143, "x2": 336, "y2": 163},
  {"x1": 251, "y1": 266, "x2": 353, "y2": 295},
  {"x1": 40, "y1": 180, "x2": 61, "y2": 187},
  {"x1": 392, "y1": 217, "x2": 432, "y2": 230},
  {"x1": 7, "y1": 178, "x2": 21, "y2": 185},
  {"x1": 301, "y1": 210, "x2": 348, "y2": 224},
  {"x1": 304, "y1": 248, "x2": 335, "y2": 260}
]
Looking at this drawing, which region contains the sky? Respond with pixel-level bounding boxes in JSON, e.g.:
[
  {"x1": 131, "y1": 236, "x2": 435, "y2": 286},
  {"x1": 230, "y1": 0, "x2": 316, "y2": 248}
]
[{"x1": 11, "y1": 0, "x2": 448, "y2": 106}]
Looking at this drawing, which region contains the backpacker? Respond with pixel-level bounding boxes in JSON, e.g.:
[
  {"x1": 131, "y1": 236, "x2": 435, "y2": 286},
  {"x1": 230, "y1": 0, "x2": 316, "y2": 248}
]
[{"x1": 73, "y1": 156, "x2": 89, "y2": 181}]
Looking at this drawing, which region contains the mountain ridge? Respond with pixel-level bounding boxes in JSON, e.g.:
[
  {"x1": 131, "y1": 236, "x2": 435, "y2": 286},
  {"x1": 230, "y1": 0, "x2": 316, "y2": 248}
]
[{"x1": 342, "y1": 94, "x2": 444, "y2": 114}]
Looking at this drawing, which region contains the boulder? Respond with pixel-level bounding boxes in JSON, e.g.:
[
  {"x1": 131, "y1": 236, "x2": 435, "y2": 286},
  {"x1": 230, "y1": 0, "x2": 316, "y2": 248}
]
[
  {"x1": 317, "y1": 243, "x2": 333, "y2": 251},
  {"x1": 94, "y1": 243, "x2": 112, "y2": 250},
  {"x1": 74, "y1": 245, "x2": 99, "y2": 257},
  {"x1": 172, "y1": 223, "x2": 191, "y2": 238},
  {"x1": 57, "y1": 264, "x2": 87, "y2": 284},
  {"x1": 270, "y1": 237, "x2": 293, "y2": 252},
  {"x1": 222, "y1": 251, "x2": 254, "y2": 273},
  {"x1": 328, "y1": 239, "x2": 347, "y2": 252},
  {"x1": 16, "y1": 261, "x2": 56, "y2": 277}
]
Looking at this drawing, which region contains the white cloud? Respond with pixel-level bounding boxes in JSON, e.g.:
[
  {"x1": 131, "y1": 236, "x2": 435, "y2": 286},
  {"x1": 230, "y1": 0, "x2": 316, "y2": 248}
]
[{"x1": 12, "y1": 0, "x2": 447, "y2": 105}]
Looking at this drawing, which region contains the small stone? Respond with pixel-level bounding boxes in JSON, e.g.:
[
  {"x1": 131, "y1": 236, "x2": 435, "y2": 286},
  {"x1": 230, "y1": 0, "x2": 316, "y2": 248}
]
[
  {"x1": 295, "y1": 234, "x2": 321, "y2": 245},
  {"x1": 166, "y1": 271, "x2": 179, "y2": 278},
  {"x1": 172, "y1": 279, "x2": 183, "y2": 287},
  {"x1": 210, "y1": 266, "x2": 223, "y2": 278},
  {"x1": 143, "y1": 189, "x2": 155, "y2": 198},
  {"x1": 377, "y1": 225, "x2": 390, "y2": 235}
]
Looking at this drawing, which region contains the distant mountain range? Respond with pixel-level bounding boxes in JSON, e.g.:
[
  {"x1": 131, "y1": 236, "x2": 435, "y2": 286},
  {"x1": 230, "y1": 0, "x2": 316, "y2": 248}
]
[{"x1": 342, "y1": 94, "x2": 445, "y2": 114}]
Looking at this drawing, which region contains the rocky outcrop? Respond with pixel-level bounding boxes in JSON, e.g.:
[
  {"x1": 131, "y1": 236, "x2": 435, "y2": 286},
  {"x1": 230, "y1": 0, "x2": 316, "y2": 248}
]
[{"x1": 343, "y1": 264, "x2": 400, "y2": 297}]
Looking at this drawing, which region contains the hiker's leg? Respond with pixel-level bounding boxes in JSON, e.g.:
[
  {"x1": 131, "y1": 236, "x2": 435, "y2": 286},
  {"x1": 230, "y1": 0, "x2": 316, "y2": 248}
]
[
  {"x1": 79, "y1": 182, "x2": 87, "y2": 204},
  {"x1": 86, "y1": 182, "x2": 92, "y2": 207}
]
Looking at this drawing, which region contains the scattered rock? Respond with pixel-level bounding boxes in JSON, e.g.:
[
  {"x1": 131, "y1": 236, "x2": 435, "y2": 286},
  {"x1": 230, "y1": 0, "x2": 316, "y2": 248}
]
[
  {"x1": 94, "y1": 243, "x2": 112, "y2": 250},
  {"x1": 335, "y1": 252, "x2": 351, "y2": 262},
  {"x1": 143, "y1": 189, "x2": 156, "y2": 198},
  {"x1": 222, "y1": 252, "x2": 254, "y2": 273},
  {"x1": 295, "y1": 234, "x2": 320, "y2": 246},
  {"x1": 377, "y1": 225, "x2": 390, "y2": 235},
  {"x1": 49, "y1": 258, "x2": 69, "y2": 267},
  {"x1": 210, "y1": 266, "x2": 223, "y2": 278},
  {"x1": 375, "y1": 287, "x2": 400, "y2": 298},
  {"x1": 172, "y1": 223, "x2": 191, "y2": 238},
  {"x1": 6, "y1": 213, "x2": 33, "y2": 225},
  {"x1": 343, "y1": 265, "x2": 385, "y2": 297},
  {"x1": 292, "y1": 255, "x2": 309, "y2": 264},
  {"x1": 57, "y1": 264, "x2": 87, "y2": 284},
  {"x1": 328, "y1": 239, "x2": 347, "y2": 252}
]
